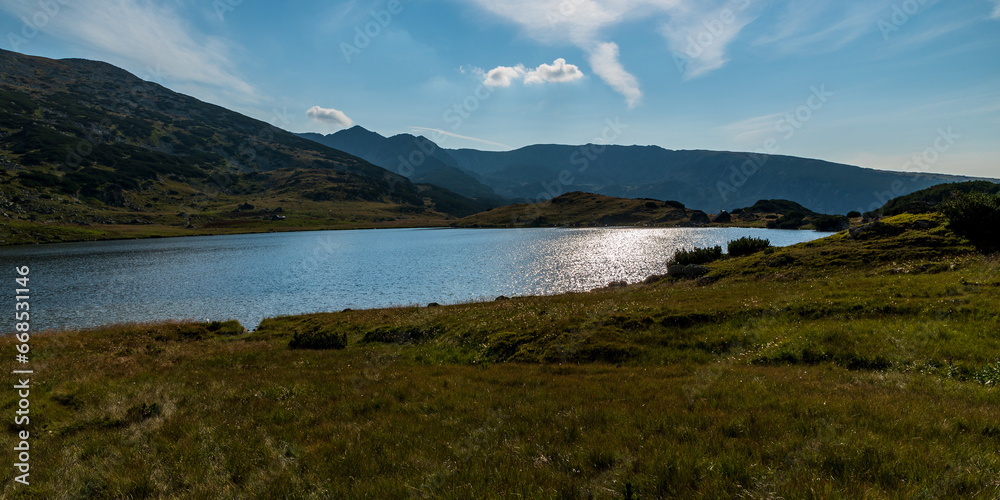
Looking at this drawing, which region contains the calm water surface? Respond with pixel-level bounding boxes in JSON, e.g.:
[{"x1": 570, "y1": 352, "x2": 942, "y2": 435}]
[{"x1": 0, "y1": 227, "x2": 832, "y2": 331}]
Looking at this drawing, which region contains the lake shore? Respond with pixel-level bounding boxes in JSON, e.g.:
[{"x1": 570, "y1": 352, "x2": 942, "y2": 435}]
[{"x1": 4, "y1": 212, "x2": 999, "y2": 498}]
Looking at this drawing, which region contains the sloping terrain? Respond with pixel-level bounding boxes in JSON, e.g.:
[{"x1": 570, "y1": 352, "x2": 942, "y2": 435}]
[{"x1": 0, "y1": 49, "x2": 486, "y2": 244}]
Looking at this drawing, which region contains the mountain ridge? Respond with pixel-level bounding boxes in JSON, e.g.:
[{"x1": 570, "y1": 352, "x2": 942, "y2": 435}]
[{"x1": 302, "y1": 125, "x2": 994, "y2": 214}]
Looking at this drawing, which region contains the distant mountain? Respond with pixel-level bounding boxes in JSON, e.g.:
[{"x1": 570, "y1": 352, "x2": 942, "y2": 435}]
[
  {"x1": 445, "y1": 145, "x2": 991, "y2": 215},
  {"x1": 0, "y1": 49, "x2": 489, "y2": 244},
  {"x1": 303, "y1": 126, "x2": 994, "y2": 215},
  {"x1": 299, "y1": 127, "x2": 503, "y2": 202}
]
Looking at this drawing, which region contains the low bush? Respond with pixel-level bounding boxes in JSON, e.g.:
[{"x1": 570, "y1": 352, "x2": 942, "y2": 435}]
[
  {"x1": 671, "y1": 246, "x2": 722, "y2": 265},
  {"x1": 942, "y1": 192, "x2": 1000, "y2": 252},
  {"x1": 813, "y1": 215, "x2": 849, "y2": 232},
  {"x1": 289, "y1": 329, "x2": 347, "y2": 350},
  {"x1": 727, "y1": 236, "x2": 770, "y2": 257}
]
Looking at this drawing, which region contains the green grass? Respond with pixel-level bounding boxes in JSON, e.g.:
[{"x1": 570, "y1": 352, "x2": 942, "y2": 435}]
[{"x1": 2, "y1": 211, "x2": 999, "y2": 498}]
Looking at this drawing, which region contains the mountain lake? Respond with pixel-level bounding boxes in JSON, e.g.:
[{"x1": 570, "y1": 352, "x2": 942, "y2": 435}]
[{"x1": 0, "y1": 227, "x2": 834, "y2": 332}]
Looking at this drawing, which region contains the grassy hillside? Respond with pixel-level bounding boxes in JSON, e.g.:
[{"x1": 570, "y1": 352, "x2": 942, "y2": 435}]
[
  {"x1": 4, "y1": 211, "x2": 999, "y2": 498},
  {"x1": 868, "y1": 180, "x2": 1000, "y2": 217},
  {"x1": 0, "y1": 49, "x2": 486, "y2": 245}
]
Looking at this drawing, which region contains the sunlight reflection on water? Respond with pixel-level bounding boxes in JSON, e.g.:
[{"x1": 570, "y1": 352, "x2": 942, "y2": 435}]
[{"x1": 0, "y1": 227, "x2": 831, "y2": 331}]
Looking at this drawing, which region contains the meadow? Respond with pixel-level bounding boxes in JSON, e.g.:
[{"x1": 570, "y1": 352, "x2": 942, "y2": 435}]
[{"x1": 1, "y1": 211, "x2": 999, "y2": 498}]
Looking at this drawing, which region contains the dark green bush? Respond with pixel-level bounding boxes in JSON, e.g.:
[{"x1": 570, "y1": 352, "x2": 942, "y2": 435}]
[
  {"x1": 942, "y1": 192, "x2": 1000, "y2": 252},
  {"x1": 847, "y1": 211, "x2": 862, "y2": 218},
  {"x1": 672, "y1": 246, "x2": 723, "y2": 265},
  {"x1": 289, "y1": 329, "x2": 347, "y2": 350},
  {"x1": 727, "y1": 236, "x2": 771, "y2": 257},
  {"x1": 813, "y1": 215, "x2": 849, "y2": 232}
]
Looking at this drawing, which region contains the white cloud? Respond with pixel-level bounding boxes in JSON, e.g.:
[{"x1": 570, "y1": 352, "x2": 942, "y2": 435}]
[
  {"x1": 587, "y1": 43, "x2": 641, "y2": 108},
  {"x1": 483, "y1": 65, "x2": 526, "y2": 87},
  {"x1": 0, "y1": 0, "x2": 256, "y2": 103},
  {"x1": 524, "y1": 58, "x2": 585, "y2": 84},
  {"x1": 660, "y1": 5, "x2": 759, "y2": 79},
  {"x1": 482, "y1": 58, "x2": 585, "y2": 87},
  {"x1": 752, "y1": 1, "x2": 897, "y2": 55},
  {"x1": 306, "y1": 106, "x2": 354, "y2": 129},
  {"x1": 991, "y1": 0, "x2": 1000, "y2": 18},
  {"x1": 718, "y1": 112, "x2": 784, "y2": 146}
]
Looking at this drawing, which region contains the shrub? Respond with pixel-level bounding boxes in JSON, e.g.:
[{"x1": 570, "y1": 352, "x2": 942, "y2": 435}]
[
  {"x1": 942, "y1": 192, "x2": 1000, "y2": 252},
  {"x1": 727, "y1": 236, "x2": 771, "y2": 257},
  {"x1": 813, "y1": 215, "x2": 849, "y2": 232},
  {"x1": 671, "y1": 246, "x2": 722, "y2": 265},
  {"x1": 289, "y1": 329, "x2": 347, "y2": 350},
  {"x1": 847, "y1": 211, "x2": 862, "y2": 218},
  {"x1": 205, "y1": 320, "x2": 245, "y2": 336}
]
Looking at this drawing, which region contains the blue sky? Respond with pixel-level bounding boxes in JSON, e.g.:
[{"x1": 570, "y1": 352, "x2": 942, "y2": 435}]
[{"x1": 1, "y1": 0, "x2": 998, "y2": 177}]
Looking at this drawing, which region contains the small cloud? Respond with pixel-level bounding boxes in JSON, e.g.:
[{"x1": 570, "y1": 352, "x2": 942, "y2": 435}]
[
  {"x1": 483, "y1": 65, "x2": 526, "y2": 87},
  {"x1": 524, "y1": 58, "x2": 585, "y2": 85},
  {"x1": 306, "y1": 106, "x2": 354, "y2": 129},
  {"x1": 587, "y1": 42, "x2": 641, "y2": 108},
  {"x1": 992, "y1": 0, "x2": 1000, "y2": 18},
  {"x1": 482, "y1": 58, "x2": 585, "y2": 88}
]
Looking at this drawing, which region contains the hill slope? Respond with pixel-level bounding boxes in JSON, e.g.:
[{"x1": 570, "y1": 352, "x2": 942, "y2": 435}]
[
  {"x1": 0, "y1": 49, "x2": 485, "y2": 244},
  {"x1": 299, "y1": 127, "x2": 503, "y2": 202}
]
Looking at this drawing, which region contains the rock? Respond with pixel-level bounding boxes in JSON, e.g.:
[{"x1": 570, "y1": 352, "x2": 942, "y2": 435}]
[
  {"x1": 712, "y1": 211, "x2": 732, "y2": 223},
  {"x1": 849, "y1": 221, "x2": 905, "y2": 240},
  {"x1": 682, "y1": 265, "x2": 710, "y2": 277},
  {"x1": 185, "y1": 224, "x2": 195, "y2": 229},
  {"x1": 667, "y1": 264, "x2": 687, "y2": 277},
  {"x1": 696, "y1": 276, "x2": 719, "y2": 286},
  {"x1": 642, "y1": 274, "x2": 668, "y2": 284},
  {"x1": 427, "y1": 302, "x2": 440, "y2": 307},
  {"x1": 590, "y1": 281, "x2": 628, "y2": 292},
  {"x1": 494, "y1": 296, "x2": 510, "y2": 301},
  {"x1": 236, "y1": 202, "x2": 255, "y2": 212}
]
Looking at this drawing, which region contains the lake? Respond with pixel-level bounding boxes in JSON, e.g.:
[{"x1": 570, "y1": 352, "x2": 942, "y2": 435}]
[{"x1": 0, "y1": 227, "x2": 833, "y2": 332}]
